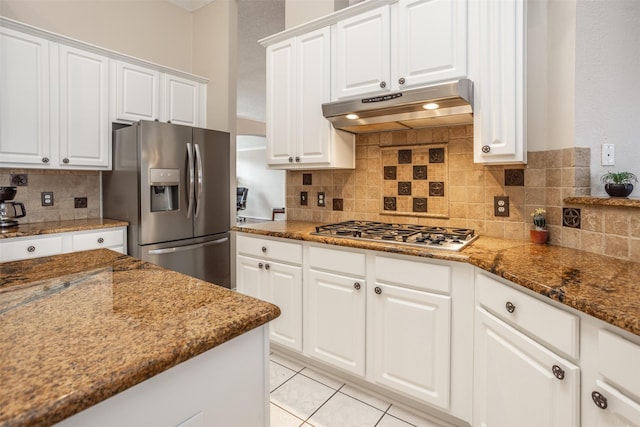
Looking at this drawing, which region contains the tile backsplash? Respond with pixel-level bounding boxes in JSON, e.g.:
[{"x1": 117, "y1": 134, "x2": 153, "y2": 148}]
[
  {"x1": 0, "y1": 169, "x2": 100, "y2": 223},
  {"x1": 286, "y1": 125, "x2": 640, "y2": 262}
]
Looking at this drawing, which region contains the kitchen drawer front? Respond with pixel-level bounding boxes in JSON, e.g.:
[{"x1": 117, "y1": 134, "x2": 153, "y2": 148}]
[
  {"x1": 236, "y1": 235, "x2": 302, "y2": 265},
  {"x1": 375, "y1": 255, "x2": 451, "y2": 294},
  {"x1": 0, "y1": 235, "x2": 63, "y2": 262},
  {"x1": 476, "y1": 272, "x2": 579, "y2": 359},
  {"x1": 72, "y1": 228, "x2": 125, "y2": 251},
  {"x1": 599, "y1": 329, "x2": 640, "y2": 400},
  {"x1": 308, "y1": 245, "x2": 366, "y2": 277}
]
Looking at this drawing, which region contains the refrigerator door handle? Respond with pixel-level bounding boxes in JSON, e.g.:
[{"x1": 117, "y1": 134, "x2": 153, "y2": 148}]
[
  {"x1": 194, "y1": 143, "x2": 204, "y2": 218},
  {"x1": 186, "y1": 142, "x2": 195, "y2": 219},
  {"x1": 147, "y1": 237, "x2": 229, "y2": 255}
]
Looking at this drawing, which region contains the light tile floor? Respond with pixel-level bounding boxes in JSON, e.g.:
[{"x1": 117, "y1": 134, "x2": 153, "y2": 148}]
[{"x1": 269, "y1": 353, "x2": 454, "y2": 427}]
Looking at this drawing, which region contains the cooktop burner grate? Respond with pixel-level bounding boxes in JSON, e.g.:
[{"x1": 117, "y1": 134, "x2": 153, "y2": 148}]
[{"x1": 312, "y1": 220, "x2": 477, "y2": 251}]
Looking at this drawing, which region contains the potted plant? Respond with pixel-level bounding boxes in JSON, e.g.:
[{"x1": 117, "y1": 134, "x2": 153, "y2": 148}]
[
  {"x1": 530, "y1": 208, "x2": 548, "y2": 244},
  {"x1": 601, "y1": 171, "x2": 638, "y2": 198}
]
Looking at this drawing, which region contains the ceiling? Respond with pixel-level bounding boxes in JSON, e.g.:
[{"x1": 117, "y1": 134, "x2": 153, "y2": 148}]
[{"x1": 169, "y1": 0, "x2": 285, "y2": 123}]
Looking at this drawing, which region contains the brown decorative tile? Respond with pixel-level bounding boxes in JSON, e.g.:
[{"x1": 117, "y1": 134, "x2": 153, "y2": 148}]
[
  {"x1": 429, "y1": 148, "x2": 445, "y2": 163},
  {"x1": 302, "y1": 174, "x2": 312, "y2": 185},
  {"x1": 562, "y1": 207, "x2": 581, "y2": 228},
  {"x1": 384, "y1": 166, "x2": 397, "y2": 180},
  {"x1": 413, "y1": 165, "x2": 427, "y2": 180},
  {"x1": 413, "y1": 198, "x2": 427, "y2": 212},
  {"x1": 505, "y1": 169, "x2": 525, "y2": 186},
  {"x1": 398, "y1": 149, "x2": 412, "y2": 164},
  {"x1": 429, "y1": 182, "x2": 445, "y2": 197},
  {"x1": 332, "y1": 198, "x2": 343, "y2": 211},
  {"x1": 383, "y1": 197, "x2": 397, "y2": 211},
  {"x1": 398, "y1": 182, "x2": 412, "y2": 195}
]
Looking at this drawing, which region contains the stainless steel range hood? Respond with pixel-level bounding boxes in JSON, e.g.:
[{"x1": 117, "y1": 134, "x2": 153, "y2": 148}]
[{"x1": 322, "y1": 79, "x2": 473, "y2": 134}]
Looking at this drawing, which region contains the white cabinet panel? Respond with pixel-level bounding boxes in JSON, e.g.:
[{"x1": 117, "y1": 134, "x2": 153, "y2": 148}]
[
  {"x1": 58, "y1": 45, "x2": 110, "y2": 168},
  {"x1": 71, "y1": 228, "x2": 125, "y2": 252},
  {"x1": 592, "y1": 380, "x2": 640, "y2": 427},
  {"x1": 371, "y1": 282, "x2": 451, "y2": 409},
  {"x1": 0, "y1": 27, "x2": 50, "y2": 166},
  {"x1": 0, "y1": 235, "x2": 63, "y2": 262},
  {"x1": 115, "y1": 61, "x2": 161, "y2": 122},
  {"x1": 266, "y1": 261, "x2": 303, "y2": 350},
  {"x1": 163, "y1": 74, "x2": 202, "y2": 127}
]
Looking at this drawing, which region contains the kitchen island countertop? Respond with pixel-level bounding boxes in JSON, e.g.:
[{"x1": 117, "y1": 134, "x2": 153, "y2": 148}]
[
  {"x1": 234, "y1": 220, "x2": 640, "y2": 337},
  {"x1": 0, "y1": 249, "x2": 280, "y2": 427},
  {"x1": 0, "y1": 218, "x2": 129, "y2": 239}
]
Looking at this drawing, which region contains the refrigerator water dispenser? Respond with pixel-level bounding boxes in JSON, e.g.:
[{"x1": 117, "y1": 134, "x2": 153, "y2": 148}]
[{"x1": 149, "y1": 169, "x2": 179, "y2": 212}]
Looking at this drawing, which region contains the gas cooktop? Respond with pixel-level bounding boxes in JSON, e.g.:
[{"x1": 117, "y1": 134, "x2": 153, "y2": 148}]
[{"x1": 312, "y1": 220, "x2": 477, "y2": 252}]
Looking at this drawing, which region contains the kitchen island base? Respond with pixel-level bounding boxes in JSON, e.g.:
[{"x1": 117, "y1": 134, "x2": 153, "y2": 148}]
[{"x1": 54, "y1": 326, "x2": 270, "y2": 427}]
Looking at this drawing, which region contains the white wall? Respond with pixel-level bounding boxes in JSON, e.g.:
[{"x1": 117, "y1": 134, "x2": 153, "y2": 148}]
[
  {"x1": 574, "y1": 0, "x2": 640, "y2": 196},
  {"x1": 236, "y1": 136, "x2": 285, "y2": 220}
]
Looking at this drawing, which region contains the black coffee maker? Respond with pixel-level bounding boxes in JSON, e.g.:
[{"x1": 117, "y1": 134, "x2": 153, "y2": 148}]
[{"x1": 0, "y1": 186, "x2": 26, "y2": 228}]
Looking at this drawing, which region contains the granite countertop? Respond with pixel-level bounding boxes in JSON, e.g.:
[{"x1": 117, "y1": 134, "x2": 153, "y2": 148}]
[
  {"x1": 233, "y1": 220, "x2": 640, "y2": 337},
  {"x1": 0, "y1": 218, "x2": 129, "y2": 239},
  {"x1": 0, "y1": 249, "x2": 280, "y2": 427}
]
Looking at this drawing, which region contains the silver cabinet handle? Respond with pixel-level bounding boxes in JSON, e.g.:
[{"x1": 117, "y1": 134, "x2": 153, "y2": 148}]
[
  {"x1": 194, "y1": 143, "x2": 203, "y2": 218},
  {"x1": 288, "y1": 156, "x2": 293, "y2": 163},
  {"x1": 398, "y1": 77, "x2": 406, "y2": 85},
  {"x1": 591, "y1": 391, "x2": 608, "y2": 410},
  {"x1": 27, "y1": 245, "x2": 36, "y2": 253},
  {"x1": 42, "y1": 157, "x2": 49, "y2": 163},
  {"x1": 97, "y1": 237, "x2": 104, "y2": 244},
  {"x1": 295, "y1": 156, "x2": 300, "y2": 162},
  {"x1": 354, "y1": 282, "x2": 361, "y2": 290},
  {"x1": 63, "y1": 158, "x2": 69, "y2": 164},
  {"x1": 186, "y1": 143, "x2": 195, "y2": 219},
  {"x1": 265, "y1": 263, "x2": 270, "y2": 270},
  {"x1": 505, "y1": 301, "x2": 516, "y2": 313},
  {"x1": 551, "y1": 365, "x2": 565, "y2": 380},
  {"x1": 379, "y1": 81, "x2": 386, "y2": 88},
  {"x1": 482, "y1": 145, "x2": 491, "y2": 153},
  {"x1": 258, "y1": 262, "x2": 264, "y2": 269},
  {"x1": 261, "y1": 246, "x2": 267, "y2": 253},
  {"x1": 374, "y1": 286, "x2": 382, "y2": 294}
]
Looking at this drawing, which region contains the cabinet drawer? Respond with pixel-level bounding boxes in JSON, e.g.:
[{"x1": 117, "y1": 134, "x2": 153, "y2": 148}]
[
  {"x1": 0, "y1": 236, "x2": 63, "y2": 262},
  {"x1": 476, "y1": 272, "x2": 579, "y2": 359},
  {"x1": 375, "y1": 255, "x2": 450, "y2": 293},
  {"x1": 72, "y1": 228, "x2": 124, "y2": 251},
  {"x1": 599, "y1": 329, "x2": 640, "y2": 400},
  {"x1": 309, "y1": 245, "x2": 366, "y2": 277},
  {"x1": 236, "y1": 235, "x2": 302, "y2": 265}
]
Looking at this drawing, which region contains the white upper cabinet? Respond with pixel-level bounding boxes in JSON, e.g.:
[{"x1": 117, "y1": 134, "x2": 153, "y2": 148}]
[
  {"x1": 333, "y1": 0, "x2": 468, "y2": 100},
  {"x1": 0, "y1": 27, "x2": 51, "y2": 166},
  {"x1": 163, "y1": 74, "x2": 205, "y2": 127},
  {"x1": 470, "y1": 0, "x2": 526, "y2": 164},
  {"x1": 114, "y1": 61, "x2": 161, "y2": 123},
  {"x1": 58, "y1": 45, "x2": 110, "y2": 168},
  {"x1": 266, "y1": 27, "x2": 354, "y2": 169}
]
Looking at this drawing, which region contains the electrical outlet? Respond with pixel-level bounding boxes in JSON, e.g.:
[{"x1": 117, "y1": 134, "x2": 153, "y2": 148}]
[
  {"x1": 494, "y1": 196, "x2": 509, "y2": 217},
  {"x1": 317, "y1": 192, "x2": 325, "y2": 207},
  {"x1": 601, "y1": 143, "x2": 615, "y2": 166},
  {"x1": 74, "y1": 197, "x2": 88, "y2": 208},
  {"x1": 41, "y1": 192, "x2": 54, "y2": 206},
  {"x1": 300, "y1": 191, "x2": 308, "y2": 206}
]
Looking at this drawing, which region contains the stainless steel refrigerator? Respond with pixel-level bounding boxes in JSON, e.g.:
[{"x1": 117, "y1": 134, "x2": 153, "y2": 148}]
[{"x1": 103, "y1": 120, "x2": 231, "y2": 288}]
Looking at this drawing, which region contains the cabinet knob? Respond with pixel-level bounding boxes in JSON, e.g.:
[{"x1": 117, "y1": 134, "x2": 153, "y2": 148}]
[
  {"x1": 265, "y1": 263, "x2": 270, "y2": 270},
  {"x1": 261, "y1": 246, "x2": 267, "y2": 253},
  {"x1": 398, "y1": 77, "x2": 406, "y2": 85},
  {"x1": 27, "y1": 245, "x2": 36, "y2": 253},
  {"x1": 288, "y1": 156, "x2": 293, "y2": 163},
  {"x1": 374, "y1": 286, "x2": 382, "y2": 295},
  {"x1": 353, "y1": 282, "x2": 361, "y2": 290},
  {"x1": 505, "y1": 301, "x2": 516, "y2": 313},
  {"x1": 42, "y1": 157, "x2": 50, "y2": 164},
  {"x1": 379, "y1": 81, "x2": 386, "y2": 88},
  {"x1": 295, "y1": 156, "x2": 300, "y2": 162},
  {"x1": 97, "y1": 237, "x2": 104, "y2": 244},
  {"x1": 258, "y1": 262, "x2": 264, "y2": 269},
  {"x1": 63, "y1": 158, "x2": 69, "y2": 164},
  {"x1": 481, "y1": 145, "x2": 491, "y2": 153},
  {"x1": 551, "y1": 364, "x2": 565, "y2": 380},
  {"x1": 591, "y1": 391, "x2": 608, "y2": 410}
]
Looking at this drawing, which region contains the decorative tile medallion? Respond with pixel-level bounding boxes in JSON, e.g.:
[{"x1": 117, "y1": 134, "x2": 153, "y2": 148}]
[
  {"x1": 302, "y1": 173, "x2": 312, "y2": 185},
  {"x1": 398, "y1": 149, "x2": 412, "y2": 164},
  {"x1": 413, "y1": 165, "x2": 427, "y2": 180},
  {"x1": 384, "y1": 166, "x2": 397, "y2": 180},
  {"x1": 413, "y1": 198, "x2": 427, "y2": 212},
  {"x1": 429, "y1": 181, "x2": 445, "y2": 197},
  {"x1": 563, "y1": 208, "x2": 581, "y2": 228},
  {"x1": 398, "y1": 182, "x2": 412, "y2": 195},
  {"x1": 332, "y1": 198, "x2": 343, "y2": 211},
  {"x1": 429, "y1": 148, "x2": 445, "y2": 163},
  {"x1": 505, "y1": 169, "x2": 525, "y2": 186},
  {"x1": 383, "y1": 197, "x2": 397, "y2": 211}
]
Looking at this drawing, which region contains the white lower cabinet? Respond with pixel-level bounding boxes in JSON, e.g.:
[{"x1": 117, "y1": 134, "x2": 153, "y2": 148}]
[
  {"x1": 235, "y1": 235, "x2": 303, "y2": 352},
  {"x1": 0, "y1": 226, "x2": 126, "y2": 263},
  {"x1": 474, "y1": 272, "x2": 580, "y2": 427}
]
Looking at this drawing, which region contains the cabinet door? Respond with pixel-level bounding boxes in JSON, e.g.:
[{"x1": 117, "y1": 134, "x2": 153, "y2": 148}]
[
  {"x1": 163, "y1": 74, "x2": 201, "y2": 127},
  {"x1": 0, "y1": 27, "x2": 51, "y2": 167},
  {"x1": 474, "y1": 307, "x2": 580, "y2": 427},
  {"x1": 396, "y1": 0, "x2": 467, "y2": 88},
  {"x1": 236, "y1": 255, "x2": 264, "y2": 299},
  {"x1": 115, "y1": 61, "x2": 160, "y2": 122},
  {"x1": 370, "y1": 282, "x2": 451, "y2": 409},
  {"x1": 266, "y1": 38, "x2": 296, "y2": 166},
  {"x1": 472, "y1": 0, "x2": 526, "y2": 164},
  {"x1": 266, "y1": 261, "x2": 303, "y2": 352},
  {"x1": 592, "y1": 381, "x2": 640, "y2": 427},
  {"x1": 334, "y1": 6, "x2": 391, "y2": 99},
  {"x1": 306, "y1": 269, "x2": 366, "y2": 376},
  {"x1": 296, "y1": 27, "x2": 331, "y2": 165},
  {"x1": 58, "y1": 45, "x2": 110, "y2": 168},
  {"x1": 0, "y1": 235, "x2": 63, "y2": 262}
]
